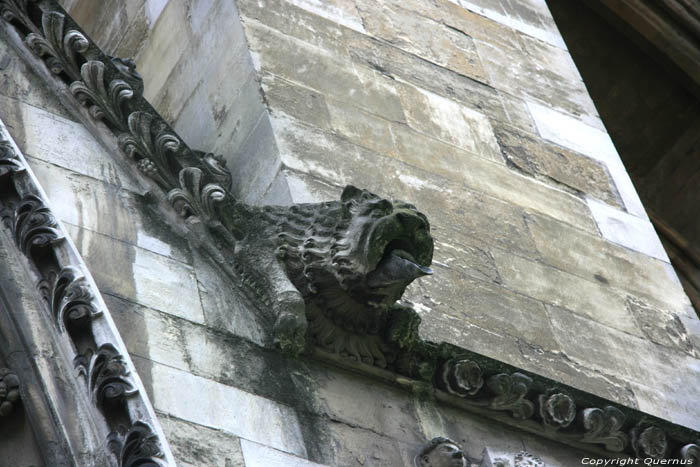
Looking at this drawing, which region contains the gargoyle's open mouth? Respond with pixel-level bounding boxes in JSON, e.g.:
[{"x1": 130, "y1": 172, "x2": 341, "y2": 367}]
[{"x1": 367, "y1": 239, "x2": 433, "y2": 289}]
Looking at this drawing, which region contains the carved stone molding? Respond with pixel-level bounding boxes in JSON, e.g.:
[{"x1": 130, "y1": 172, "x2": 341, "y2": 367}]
[
  {"x1": 0, "y1": 368, "x2": 20, "y2": 417},
  {"x1": 108, "y1": 421, "x2": 166, "y2": 467},
  {"x1": 0, "y1": 123, "x2": 174, "y2": 463}
]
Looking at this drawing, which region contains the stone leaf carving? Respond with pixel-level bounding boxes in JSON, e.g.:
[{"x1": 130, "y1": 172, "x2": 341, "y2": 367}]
[
  {"x1": 51, "y1": 267, "x2": 101, "y2": 333},
  {"x1": 0, "y1": 0, "x2": 36, "y2": 26},
  {"x1": 12, "y1": 194, "x2": 63, "y2": 258},
  {"x1": 538, "y1": 389, "x2": 576, "y2": 429},
  {"x1": 119, "y1": 111, "x2": 181, "y2": 190},
  {"x1": 681, "y1": 443, "x2": 700, "y2": 464},
  {"x1": 70, "y1": 60, "x2": 134, "y2": 131},
  {"x1": 25, "y1": 11, "x2": 88, "y2": 81},
  {"x1": 218, "y1": 185, "x2": 434, "y2": 362},
  {"x1": 109, "y1": 56, "x2": 144, "y2": 96},
  {"x1": 85, "y1": 344, "x2": 137, "y2": 410},
  {"x1": 108, "y1": 421, "x2": 166, "y2": 467},
  {"x1": 630, "y1": 423, "x2": 667, "y2": 459},
  {"x1": 580, "y1": 406, "x2": 628, "y2": 452},
  {"x1": 0, "y1": 368, "x2": 20, "y2": 416},
  {"x1": 438, "y1": 358, "x2": 483, "y2": 397},
  {"x1": 487, "y1": 372, "x2": 534, "y2": 419},
  {"x1": 0, "y1": 140, "x2": 25, "y2": 184}
]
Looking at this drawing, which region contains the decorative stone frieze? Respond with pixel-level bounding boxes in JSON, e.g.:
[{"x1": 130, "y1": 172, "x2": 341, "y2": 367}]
[
  {"x1": 0, "y1": 368, "x2": 20, "y2": 417},
  {"x1": 2, "y1": 1, "x2": 700, "y2": 464},
  {"x1": 0, "y1": 124, "x2": 173, "y2": 463}
]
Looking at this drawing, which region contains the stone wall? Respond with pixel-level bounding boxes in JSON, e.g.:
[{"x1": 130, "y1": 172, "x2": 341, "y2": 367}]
[{"x1": 1, "y1": 0, "x2": 698, "y2": 465}]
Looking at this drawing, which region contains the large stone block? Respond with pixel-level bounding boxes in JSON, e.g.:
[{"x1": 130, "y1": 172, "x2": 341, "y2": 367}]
[
  {"x1": 147, "y1": 362, "x2": 308, "y2": 456},
  {"x1": 526, "y1": 213, "x2": 692, "y2": 314},
  {"x1": 244, "y1": 20, "x2": 405, "y2": 123},
  {"x1": 0, "y1": 96, "x2": 143, "y2": 193},
  {"x1": 494, "y1": 249, "x2": 643, "y2": 336},
  {"x1": 355, "y1": 0, "x2": 489, "y2": 82},
  {"x1": 160, "y1": 415, "x2": 246, "y2": 467},
  {"x1": 494, "y1": 124, "x2": 621, "y2": 207},
  {"x1": 261, "y1": 73, "x2": 332, "y2": 131},
  {"x1": 241, "y1": 440, "x2": 327, "y2": 467},
  {"x1": 64, "y1": 225, "x2": 204, "y2": 324}
]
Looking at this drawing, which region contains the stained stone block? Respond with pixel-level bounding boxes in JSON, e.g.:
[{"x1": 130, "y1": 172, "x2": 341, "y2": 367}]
[
  {"x1": 526, "y1": 213, "x2": 691, "y2": 314},
  {"x1": 494, "y1": 124, "x2": 621, "y2": 207},
  {"x1": 355, "y1": 0, "x2": 489, "y2": 82},
  {"x1": 244, "y1": 20, "x2": 405, "y2": 123},
  {"x1": 449, "y1": 0, "x2": 566, "y2": 49},
  {"x1": 149, "y1": 362, "x2": 308, "y2": 456},
  {"x1": 493, "y1": 249, "x2": 644, "y2": 336},
  {"x1": 160, "y1": 415, "x2": 246, "y2": 467},
  {"x1": 0, "y1": 96, "x2": 144, "y2": 193},
  {"x1": 312, "y1": 370, "x2": 424, "y2": 446},
  {"x1": 397, "y1": 84, "x2": 502, "y2": 163},
  {"x1": 136, "y1": 0, "x2": 192, "y2": 101},
  {"x1": 327, "y1": 422, "x2": 413, "y2": 467},
  {"x1": 64, "y1": 224, "x2": 204, "y2": 324},
  {"x1": 474, "y1": 34, "x2": 599, "y2": 125},
  {"x1": 261, "y1": 73, "x2": 332, "y2": 131}
]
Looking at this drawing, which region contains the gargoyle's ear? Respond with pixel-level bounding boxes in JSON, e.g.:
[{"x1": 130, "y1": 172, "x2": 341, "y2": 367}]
[{"x1": 341, "y1": 185, "x2": 363, "y2": 202}]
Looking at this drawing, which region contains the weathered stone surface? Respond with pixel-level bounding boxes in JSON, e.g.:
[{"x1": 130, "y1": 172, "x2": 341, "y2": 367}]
[
  {"x1": 245, "y1": 20, "x2": 405, "y2": 123},
  {"x1": 494, "y1": 249, "x2": 643, "y2": 336},
  {"x1": 587, "y1": 198, "x2": 668, "y2": 262},
  {"x1": 475, "y1": 32, "x2": 599, "y2": 125},
  {"x1": 355, "y1": 0, "x2": 489, "y2": 82},
  {"x1": 0, "y1": 95, "x2": 143, "y2": 192},
  {"x1": 27, "y1": 156, "x2": 190, "y2": 262},
  {"x1": 327, "y1": 422, "x2": 413, "y2": 467},
  {"x1": 241, "y1": 439, "x2": 327, "y2": 467},
  {"x1": 547, "y1": 306, "x2": 700, "y2": 430},
  {"x1": 397, "y1": 84, "x2": 502, "y2": 163},
  {"x1": 261, "y1": 73, "x2": 331, "y2": 132},
  {"x1": 449, "y1": 0, "x2": 566, "y2": 49},
  {"x1": 528, "y1": 101, "x2": 646, "y2": 218},
  {"x1": 147, "y1": 361, "x2": 308, "y2": 456},
  {"x1": 274, "y1": 114, "x2": 598, "y2": 235},
  {"x1": 159, "y1": 414, "x2": 246, "y2": 467},
  {"x1": 494, "y1": 124, "x2": 621, "y2": 206},
  {"x1": 406, "y1": 265, "x2": 561, "y2": 352},
  {"x1": 526, "y1": 213, "x2": 692, "y2": 314},
  {"x1": 313, "y1": 369, "x2": 424, "y2": 445},
  {"x1": 65, "y1": 224, "x2": 204, "y2": 323}
]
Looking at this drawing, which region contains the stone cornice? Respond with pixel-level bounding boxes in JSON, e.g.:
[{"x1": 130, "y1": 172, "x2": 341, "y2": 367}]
[{"x1": 1, "y1": 0, "x2": 699, "y2": 463}]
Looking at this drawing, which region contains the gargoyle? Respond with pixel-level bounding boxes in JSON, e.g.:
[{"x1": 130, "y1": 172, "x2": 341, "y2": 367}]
[{"x1": 217, "y1": 185, "x2": 434, "y2": 364}]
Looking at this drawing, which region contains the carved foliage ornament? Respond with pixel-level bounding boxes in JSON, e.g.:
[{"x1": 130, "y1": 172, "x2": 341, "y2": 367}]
[
  {"x1": 0, "y1": 368, "x2": 20, "y2": 417},
  {"x1": 108, "y1": 422, "x2": 166, "y2": 467}
]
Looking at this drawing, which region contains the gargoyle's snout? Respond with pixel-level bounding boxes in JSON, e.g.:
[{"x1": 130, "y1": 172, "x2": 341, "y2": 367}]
[{"x1": 367, "y1": 249, "x2": 433, "y2": 288}]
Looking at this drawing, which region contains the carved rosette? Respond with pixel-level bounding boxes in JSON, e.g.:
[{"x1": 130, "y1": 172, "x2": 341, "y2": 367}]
[
  {"x1": 631, "y1": 423, "x2": 667, "y2": 459},
  {"x1": 681, "y1": 444, "x2": 700, "y2": 464},
  {"x1": 538, "y1": 389, "x2": 575, "y2": 429},
  {"x1": 12, "y1": 194, "x2": 63, "y2": 258},
  {"x1": 87, "y1": 345, "x2": 137, "y2": 410},
  {"x1": 108, "y1": 422, "x2": 166, "y2": 467},
  {"x1": 487, "y1": 372, "x2": 534, "y2": 419},
  {"x1": 513, "y1": 451, "x2": 546, "y2": 467},
  {"x1": 25, "y1": 11, "x2": 88, "y2": 81},
  {"x1": 438, "y1": 358, "x2": 483, "y2": 397},
  {"x1": 0, "y1": 368, "x2": 20, "y2": 416},
  {"x1": 70, "y1": 60, "x2": 134, "y2": 131},
  {"x1": 579, "y1": 406, "x2": 627, "y2": 452}
]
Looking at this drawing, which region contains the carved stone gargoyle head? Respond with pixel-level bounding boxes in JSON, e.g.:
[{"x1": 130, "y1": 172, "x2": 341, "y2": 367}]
[
  {"x1": 222, "y1": 185, "x2": 434, "y2": 362},
  {"x1": 415, "y1": 437, "x2": 468, "y2": 467}
]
